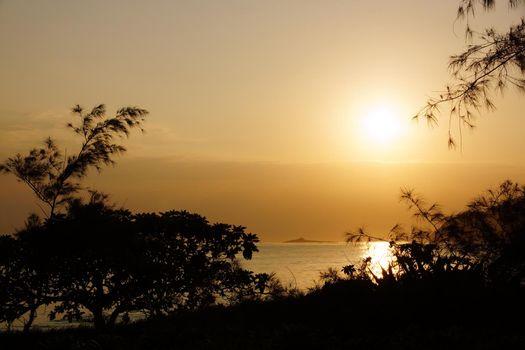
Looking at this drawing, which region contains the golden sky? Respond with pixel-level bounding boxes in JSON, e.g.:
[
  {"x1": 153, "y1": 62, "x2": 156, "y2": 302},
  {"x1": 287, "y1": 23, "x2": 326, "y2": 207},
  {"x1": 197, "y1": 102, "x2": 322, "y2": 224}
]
[{"x1": 0, "y1": 1, "x2": 523, "y2": 241}]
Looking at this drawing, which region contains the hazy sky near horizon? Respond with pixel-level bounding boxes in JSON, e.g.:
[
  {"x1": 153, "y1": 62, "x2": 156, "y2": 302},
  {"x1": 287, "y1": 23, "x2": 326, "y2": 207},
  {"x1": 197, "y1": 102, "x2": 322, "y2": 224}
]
[{"x1": 0, "y1": 0, "x2": 523, "y2": 241}]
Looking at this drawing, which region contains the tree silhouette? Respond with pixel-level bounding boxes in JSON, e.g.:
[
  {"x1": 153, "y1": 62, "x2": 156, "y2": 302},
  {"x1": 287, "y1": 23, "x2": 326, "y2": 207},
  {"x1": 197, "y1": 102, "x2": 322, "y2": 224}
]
[
  {"x1": 0, "y1": 104, "x2": 148, "y2": 217},
  {"x1": 0, "y1": 215, "x2": 50, "y2": 332},
  {"x1": 1, "y1": 194, "x2": 268, "y2": 331},
  {"x1": 415, "y1": 0, "x2": 524, "y2": 148}
]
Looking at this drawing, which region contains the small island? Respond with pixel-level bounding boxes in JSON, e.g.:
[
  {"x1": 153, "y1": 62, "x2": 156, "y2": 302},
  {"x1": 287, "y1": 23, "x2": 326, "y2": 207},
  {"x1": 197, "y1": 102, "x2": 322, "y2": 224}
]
[{"x1": 283, "y1": 237, "x2": 334, "y2": 243}]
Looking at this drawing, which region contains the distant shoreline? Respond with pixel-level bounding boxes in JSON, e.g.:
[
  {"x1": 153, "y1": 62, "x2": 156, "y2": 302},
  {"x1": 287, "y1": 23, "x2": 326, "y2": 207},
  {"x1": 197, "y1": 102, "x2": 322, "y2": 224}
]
[{"x1": 282, "y1": 237, "x2": 335, "y2": 244}]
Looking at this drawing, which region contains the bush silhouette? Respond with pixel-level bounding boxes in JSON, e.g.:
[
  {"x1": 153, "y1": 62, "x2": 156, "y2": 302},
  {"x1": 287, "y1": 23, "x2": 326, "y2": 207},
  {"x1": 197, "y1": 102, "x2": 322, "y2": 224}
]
[{"x1": 344, "y1": 181, "x2": 525, "y2": 288}]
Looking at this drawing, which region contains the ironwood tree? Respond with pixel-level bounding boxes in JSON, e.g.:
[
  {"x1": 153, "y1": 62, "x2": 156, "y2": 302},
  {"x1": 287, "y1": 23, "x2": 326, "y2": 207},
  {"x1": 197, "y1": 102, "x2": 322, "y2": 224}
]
[
  {"x1": 415, "y1": 0, "x2": 524, "y2": 148},
  {"x1": 0, "y1": 104, "x2": 148, "y2": 217}
]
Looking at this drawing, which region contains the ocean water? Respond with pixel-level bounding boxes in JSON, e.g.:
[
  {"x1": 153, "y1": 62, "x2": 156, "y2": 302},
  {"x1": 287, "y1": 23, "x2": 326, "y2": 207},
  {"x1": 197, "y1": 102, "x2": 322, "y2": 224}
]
[{"x1": 242, "y1": 242, "x2": 391, "y2": 290}]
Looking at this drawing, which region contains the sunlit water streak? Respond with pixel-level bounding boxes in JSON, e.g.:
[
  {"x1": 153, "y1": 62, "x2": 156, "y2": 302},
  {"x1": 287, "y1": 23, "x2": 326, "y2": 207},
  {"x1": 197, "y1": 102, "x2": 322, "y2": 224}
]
[{"x1": 5, "y1": 242, "x2": 392, "y2": 330}]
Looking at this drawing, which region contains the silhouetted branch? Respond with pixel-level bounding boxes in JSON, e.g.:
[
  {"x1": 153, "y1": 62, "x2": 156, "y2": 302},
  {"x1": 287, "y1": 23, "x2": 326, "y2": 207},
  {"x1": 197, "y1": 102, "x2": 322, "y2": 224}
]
[
  {"x1": 415, "y1": 1, "x2": 524, "y2": 147},
  {"x1": 0, "y1": 104, "x2": 148, "y2": 218}
]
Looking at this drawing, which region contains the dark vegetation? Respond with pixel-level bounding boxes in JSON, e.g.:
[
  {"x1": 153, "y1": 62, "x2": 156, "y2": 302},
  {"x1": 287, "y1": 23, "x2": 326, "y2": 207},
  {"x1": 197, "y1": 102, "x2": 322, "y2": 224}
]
[
  {"x1": 346, "y1": 180, "x2": 525, "y2": 288},
  {"x1": 0, "y1": 182, "x2": 525, "y2": 349},
  {"x1": 1, "y1": 279, "x2": 525, "y2": 349},
  {"x1": 0, "y1": 195, "x2": 269, "y2": 332}
]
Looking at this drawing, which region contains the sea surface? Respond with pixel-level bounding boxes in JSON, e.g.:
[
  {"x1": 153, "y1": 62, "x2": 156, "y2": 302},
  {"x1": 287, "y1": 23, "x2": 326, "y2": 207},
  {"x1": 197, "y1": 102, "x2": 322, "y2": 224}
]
[
  {"x1": 7, "y1": 242, "x2": 390, "y2": 330},
  {"x1": 242, "y1": 242, "x2": 391, "y2": 290}
]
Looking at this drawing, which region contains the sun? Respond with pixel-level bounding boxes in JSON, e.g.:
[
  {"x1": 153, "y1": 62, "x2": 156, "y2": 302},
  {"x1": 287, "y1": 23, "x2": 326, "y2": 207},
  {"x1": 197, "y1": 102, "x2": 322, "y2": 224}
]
[{"x1": 361, "y1": 105, "x2": 402, "y2": 144}]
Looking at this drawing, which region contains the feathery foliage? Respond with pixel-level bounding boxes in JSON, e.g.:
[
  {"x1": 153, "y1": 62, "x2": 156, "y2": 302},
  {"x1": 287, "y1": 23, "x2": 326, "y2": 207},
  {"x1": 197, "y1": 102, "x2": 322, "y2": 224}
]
[
  {"x1": 415, "y1": 0, "x2": 524, "y2": 148},
  {"x1": 0, "y1": 104, "x2": 148, "y2": 217}
]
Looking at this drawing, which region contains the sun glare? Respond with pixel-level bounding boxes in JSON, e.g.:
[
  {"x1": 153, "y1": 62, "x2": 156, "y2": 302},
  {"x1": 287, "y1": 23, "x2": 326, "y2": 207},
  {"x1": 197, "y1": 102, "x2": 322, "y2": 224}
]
[
  {"x1": 361, "y1": 105, "x2": 402, "y2": 144},
  {"x1": 364, "y1": 241, "x2": 394, "y2": 276}
]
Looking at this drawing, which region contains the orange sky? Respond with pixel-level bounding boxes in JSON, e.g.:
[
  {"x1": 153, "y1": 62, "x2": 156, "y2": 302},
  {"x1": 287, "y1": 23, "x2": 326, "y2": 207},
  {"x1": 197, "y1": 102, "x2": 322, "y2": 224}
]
[{"x1": 0, "y1": 1, "x2": 523, "y2": 241}]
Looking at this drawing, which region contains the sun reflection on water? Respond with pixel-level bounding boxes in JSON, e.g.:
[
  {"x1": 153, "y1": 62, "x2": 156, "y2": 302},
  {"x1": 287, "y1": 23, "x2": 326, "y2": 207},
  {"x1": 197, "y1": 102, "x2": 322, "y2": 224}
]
[{"x1": 362, "y1": 241, "x2": 394, "y2": 276}]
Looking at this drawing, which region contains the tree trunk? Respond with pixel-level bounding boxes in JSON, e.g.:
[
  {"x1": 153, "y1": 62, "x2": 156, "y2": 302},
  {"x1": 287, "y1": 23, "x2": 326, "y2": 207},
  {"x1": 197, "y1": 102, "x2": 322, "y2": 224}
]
[
  {"x1": 92, "y1": 307, "x2": 106, "y2": 330},
  {"x1": 23, "y1": 307, "x2": 37, "y2": 333},
  {"x1": 107, "y1": 307, "x2": 121, "y2": 327},
  {"x1": 92, "y1": 275, "x2": 106, "y2": 330}
]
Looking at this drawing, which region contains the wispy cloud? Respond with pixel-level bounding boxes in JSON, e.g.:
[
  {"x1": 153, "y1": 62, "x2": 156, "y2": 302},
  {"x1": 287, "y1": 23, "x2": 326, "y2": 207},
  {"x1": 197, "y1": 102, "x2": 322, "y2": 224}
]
[
  {"x1": 0, "y1": 108, "x2": 74, "y2": 156},
  {"x1": 0, "y1": 108, "x2": 70, "y2": 130}
]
